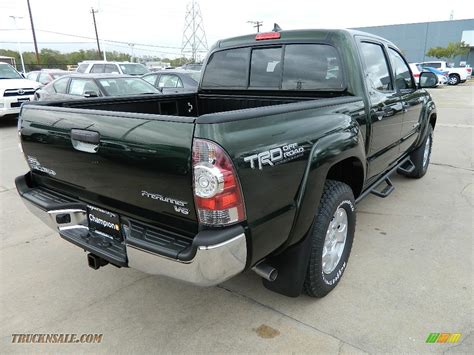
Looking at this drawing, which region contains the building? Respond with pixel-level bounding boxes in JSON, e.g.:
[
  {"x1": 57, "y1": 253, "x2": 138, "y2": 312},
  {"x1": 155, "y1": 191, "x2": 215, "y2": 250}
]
[{"x1": 354, "y1": 19, "x2": 474, "y2": 67}]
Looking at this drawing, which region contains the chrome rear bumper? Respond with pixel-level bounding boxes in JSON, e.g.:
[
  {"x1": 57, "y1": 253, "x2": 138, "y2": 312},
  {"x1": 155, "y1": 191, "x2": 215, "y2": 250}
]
[{"x1": 16, "y1": 174, "x2": 247, "y2": 286}]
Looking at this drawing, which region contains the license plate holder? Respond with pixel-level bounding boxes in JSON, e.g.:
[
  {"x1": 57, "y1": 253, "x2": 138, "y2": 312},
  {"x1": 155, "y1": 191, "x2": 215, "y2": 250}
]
[
  {"x1": 17, "y1": 97, "x2": 30, "y2": 103},
  {"x1": 87, "y1": 205, "x2": 122, "y2": 240}
]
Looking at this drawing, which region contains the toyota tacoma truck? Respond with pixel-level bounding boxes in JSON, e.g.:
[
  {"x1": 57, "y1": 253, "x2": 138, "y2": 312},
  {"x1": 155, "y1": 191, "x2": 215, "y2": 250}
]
[{"x1": 16, "y1": 29, "x2": 439, "y2": 297}]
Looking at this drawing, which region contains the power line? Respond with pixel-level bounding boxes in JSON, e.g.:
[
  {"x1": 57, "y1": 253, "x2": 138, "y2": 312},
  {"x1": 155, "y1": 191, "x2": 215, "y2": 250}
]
[{"x1": 36, "y1": 29, "x2": 183, "y2": 49}]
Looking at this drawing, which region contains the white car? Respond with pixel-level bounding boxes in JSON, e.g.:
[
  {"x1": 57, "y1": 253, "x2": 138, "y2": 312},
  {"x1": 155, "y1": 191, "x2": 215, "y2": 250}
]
[
  {"x1": 76, "y1": 61, "x2": 150, "y2": 76},
  {"x1": 0, "y1": 63, "x2": 40, "y2": 119},
  {"x1": 409, "y1": 63, "x2": 447, "y2": 87}
]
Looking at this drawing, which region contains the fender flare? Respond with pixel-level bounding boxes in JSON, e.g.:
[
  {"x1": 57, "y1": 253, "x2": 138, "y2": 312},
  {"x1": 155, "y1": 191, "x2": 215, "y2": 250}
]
[
  {"x1": 415, "y1": 99, "x2": 436, "y2": 149},
  {"x1": 262, "y1": 122, "x2": 366, "y2": 297}
]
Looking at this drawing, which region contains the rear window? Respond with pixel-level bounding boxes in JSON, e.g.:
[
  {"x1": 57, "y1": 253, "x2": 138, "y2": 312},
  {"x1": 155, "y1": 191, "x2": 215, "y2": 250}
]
[
  {"x1": 201, "y1": 44, "x2": 344, "y2": 90},
  {"x1": 201, "y1": 47, "x2": 249, "y2": 87},
  {"x1": 283, "y1": 45, "x2": 343, "y2": 90}
]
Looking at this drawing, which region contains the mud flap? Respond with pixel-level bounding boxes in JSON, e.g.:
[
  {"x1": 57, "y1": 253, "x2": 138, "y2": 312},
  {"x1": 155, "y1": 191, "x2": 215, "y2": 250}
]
[{"x1": 262, "y1": 226, "x2": 313, "y2": 297}]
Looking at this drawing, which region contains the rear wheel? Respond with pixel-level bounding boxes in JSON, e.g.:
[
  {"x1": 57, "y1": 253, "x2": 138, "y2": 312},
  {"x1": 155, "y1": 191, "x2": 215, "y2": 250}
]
[
  {"x1": 448, "y1": 74, "x2": 460, "y2": 85},
  {"x1": 304, "y1": 180, "x2": 356, "y2": 298}
]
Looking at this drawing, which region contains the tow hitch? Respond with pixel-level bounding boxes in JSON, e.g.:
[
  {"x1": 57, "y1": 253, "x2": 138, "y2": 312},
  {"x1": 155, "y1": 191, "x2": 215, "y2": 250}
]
[{"x1": 87, "y1": 253, "x2": 109, "y2": 270}]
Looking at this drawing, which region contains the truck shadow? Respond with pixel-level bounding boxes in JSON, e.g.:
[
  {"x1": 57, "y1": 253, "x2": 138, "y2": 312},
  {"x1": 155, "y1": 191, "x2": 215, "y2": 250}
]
[{"x1": 0, "y1": 115, "x2": 18, "y2": 128}]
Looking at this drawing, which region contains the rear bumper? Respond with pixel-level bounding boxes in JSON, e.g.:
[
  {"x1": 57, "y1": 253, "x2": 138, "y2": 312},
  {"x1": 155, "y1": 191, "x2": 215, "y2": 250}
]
[{"x1": 16, "y1": 174, "x2": 247, "y2": 286}]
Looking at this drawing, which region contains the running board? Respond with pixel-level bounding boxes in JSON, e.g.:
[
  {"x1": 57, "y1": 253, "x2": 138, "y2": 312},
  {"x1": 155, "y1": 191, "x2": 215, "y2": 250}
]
[
  {"x1": 397, "y1": 159, "x2": 415, "y2": 175},
  {"x1": 370, "y1": 177, "x2": 394, "y2": 198},
  {"x1": 356, "y1": 156, "x2": 411, "y2": 204}
]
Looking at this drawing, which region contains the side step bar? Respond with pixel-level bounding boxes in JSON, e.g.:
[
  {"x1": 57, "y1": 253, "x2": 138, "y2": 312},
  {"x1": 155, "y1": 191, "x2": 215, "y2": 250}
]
[
  {"x1": 370, "y1": 177, "x2": 394, "y2": 198},
  {"x1": 356, "y1": 157, "x2": 414, "y2": 203},
  {"x1": 396, "y1": 159, "x2": 416, "y2": 175}
]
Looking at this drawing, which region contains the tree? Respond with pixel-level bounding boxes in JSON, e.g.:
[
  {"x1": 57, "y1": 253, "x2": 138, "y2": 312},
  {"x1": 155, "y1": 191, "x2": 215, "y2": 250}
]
[{"x1": 426, "y1": 41, "x2": 470, "y2": 60}]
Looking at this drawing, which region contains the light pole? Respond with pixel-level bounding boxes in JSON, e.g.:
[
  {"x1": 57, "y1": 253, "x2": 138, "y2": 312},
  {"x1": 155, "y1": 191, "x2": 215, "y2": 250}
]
[
  {"x1": 129, "y1": 43, "x2": 135, "y2": 62},
  {"x1": 9, "y1": 15, "x2": 26, "y2": 73}
]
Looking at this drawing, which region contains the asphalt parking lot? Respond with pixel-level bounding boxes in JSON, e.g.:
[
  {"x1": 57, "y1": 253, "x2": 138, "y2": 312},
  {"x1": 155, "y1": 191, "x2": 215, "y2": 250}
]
[{"x1": 0, "y1": 83, "x2": 472, "y2": 353}]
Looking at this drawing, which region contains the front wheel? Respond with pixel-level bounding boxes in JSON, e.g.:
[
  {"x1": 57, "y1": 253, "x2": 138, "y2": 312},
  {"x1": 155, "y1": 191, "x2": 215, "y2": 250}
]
[{"x1": 304, "y1": 180, "x2": 356, "y2": 298}]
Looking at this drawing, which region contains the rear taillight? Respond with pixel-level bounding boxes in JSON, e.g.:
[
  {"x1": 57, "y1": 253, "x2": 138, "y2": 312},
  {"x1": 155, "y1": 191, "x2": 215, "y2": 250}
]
[
  {"x1": 413, "y1": 73, "x2": 420, "y2": 77},
  {"x1": 192, "y1": 139, "x2": 245, "y2": 226}
]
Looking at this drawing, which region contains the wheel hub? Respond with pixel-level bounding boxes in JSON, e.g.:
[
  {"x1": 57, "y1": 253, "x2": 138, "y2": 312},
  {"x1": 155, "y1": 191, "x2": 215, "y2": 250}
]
[{"x1": 322, "y1": 207, "x2": 348, "y2": 274}]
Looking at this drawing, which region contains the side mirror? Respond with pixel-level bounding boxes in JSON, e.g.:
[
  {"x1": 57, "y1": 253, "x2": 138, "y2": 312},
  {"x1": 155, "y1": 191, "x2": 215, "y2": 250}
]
[
  {"x1": 83, "y1": 90, "x2": 99, "y2": 98},
  {"x1": 418, "y1": 72, "x2": 438, "y2": 88}
]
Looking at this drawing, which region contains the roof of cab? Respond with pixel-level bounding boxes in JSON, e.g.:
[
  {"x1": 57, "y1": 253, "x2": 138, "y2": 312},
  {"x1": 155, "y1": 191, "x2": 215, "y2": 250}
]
[{"x1": 214, "y1": 28, "x2": 397, "y2": 50}]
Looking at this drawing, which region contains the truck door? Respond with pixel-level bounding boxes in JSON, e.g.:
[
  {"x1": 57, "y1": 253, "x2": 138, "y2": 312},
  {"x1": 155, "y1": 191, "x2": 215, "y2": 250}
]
[
  {"x1": 358, "y1": 40, "x2": 404, "y2": 179},
  {"x1": 387, "y1": 48, "x2": 424, "y2": 154}
]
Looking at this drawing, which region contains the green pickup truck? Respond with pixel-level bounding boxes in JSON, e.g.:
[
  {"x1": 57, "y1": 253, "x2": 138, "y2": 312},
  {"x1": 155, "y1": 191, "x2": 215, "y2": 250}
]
[{"x1": 16, "y1": 29, "x2": 438, "y2": 297}]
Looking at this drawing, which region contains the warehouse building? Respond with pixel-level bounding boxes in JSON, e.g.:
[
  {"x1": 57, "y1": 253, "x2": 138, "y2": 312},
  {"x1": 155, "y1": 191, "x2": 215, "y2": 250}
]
[{"x1": 354, "y1": 18, "x2": 474, "y2": 67}]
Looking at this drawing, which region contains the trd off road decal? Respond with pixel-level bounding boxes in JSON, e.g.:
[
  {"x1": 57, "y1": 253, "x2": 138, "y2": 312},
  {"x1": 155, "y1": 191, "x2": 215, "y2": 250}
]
[
  {"x1": 141, "y1": 190, "x2": 189, "y2": 215},
  {"x1": 244, "y1": 143, "x2": 305, "y2": 170}
]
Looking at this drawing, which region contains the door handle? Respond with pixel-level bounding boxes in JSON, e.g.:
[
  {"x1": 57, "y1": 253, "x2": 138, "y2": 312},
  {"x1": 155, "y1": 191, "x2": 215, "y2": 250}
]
[
  {"x1": 71, "y1": 129, "x2": 100, "y2": 153},
  {"x1": 375, "y1": 105, "x2": 394, "y2": 120}
]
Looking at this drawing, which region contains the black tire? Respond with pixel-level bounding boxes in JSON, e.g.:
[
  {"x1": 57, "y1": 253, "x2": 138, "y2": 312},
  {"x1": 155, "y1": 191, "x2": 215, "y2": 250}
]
[
  {"x1": 303, "y1": 180, "x2": 356, "y2": 298},
  {"x1": 400, "y1": 125, "x2": 433, "y2": 179},
  {"x1": 448, "y1": 74, "x2": 460, "y2": 85}
]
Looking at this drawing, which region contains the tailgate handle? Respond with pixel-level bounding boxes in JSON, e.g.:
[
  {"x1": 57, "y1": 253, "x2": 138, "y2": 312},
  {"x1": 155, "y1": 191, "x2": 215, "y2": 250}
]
[{"x1": 71, "y1": 129, "x2": 100, "y2": 153}]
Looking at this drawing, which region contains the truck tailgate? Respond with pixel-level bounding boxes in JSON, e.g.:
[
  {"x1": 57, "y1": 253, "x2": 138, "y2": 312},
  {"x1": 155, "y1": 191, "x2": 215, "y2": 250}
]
[{"x1": 19, "y1": 105, "x2": 197, "y2": 233}]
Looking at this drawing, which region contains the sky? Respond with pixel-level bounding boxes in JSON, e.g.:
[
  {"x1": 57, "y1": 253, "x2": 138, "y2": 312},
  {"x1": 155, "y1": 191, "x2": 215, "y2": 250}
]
[{"x1": 0, "y1": 0, "x2": 471, "y2": 59}]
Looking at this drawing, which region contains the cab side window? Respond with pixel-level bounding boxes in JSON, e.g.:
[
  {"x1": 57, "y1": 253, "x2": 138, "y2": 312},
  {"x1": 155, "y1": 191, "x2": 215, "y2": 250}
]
[
  {"x1": 69, "y1": 78, "x2": 100, "y2": 96},
  {"x1": 158, "y1": 74, "x2": 183, "y2": 88},
  {"x1": 104, "y1": 64, "x2": 119, "y2": 73},
  {"x1": 90, "y1": 64, "x2": 105, "y2": 73},
  {"x1": 388, "y1": 49, "x2": 415, "y2": 91},
  {"x1": 53, "y1": 77, "x2": 69, "y2": 94},
  {"x1": 359, "y1": 42, "x2": 393, "y2": 92}
]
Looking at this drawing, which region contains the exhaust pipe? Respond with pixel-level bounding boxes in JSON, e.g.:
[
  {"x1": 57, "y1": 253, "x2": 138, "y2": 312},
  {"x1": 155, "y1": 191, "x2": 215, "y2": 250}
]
[
  {"x1": 252, "y1": 262, "x2": 278, "y2": 282},
  {"x1": 87, "y1": 253, "x2": 108, "y2": 270}
]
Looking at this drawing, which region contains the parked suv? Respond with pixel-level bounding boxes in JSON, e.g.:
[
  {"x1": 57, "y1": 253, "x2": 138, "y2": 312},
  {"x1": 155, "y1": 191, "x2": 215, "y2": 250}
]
[
  {"x1": 0, "y1": 62, "x2": 40, "y2": 119},
  {"x1": 76, "y1": 61, "x2": 150, "y2": 76}
]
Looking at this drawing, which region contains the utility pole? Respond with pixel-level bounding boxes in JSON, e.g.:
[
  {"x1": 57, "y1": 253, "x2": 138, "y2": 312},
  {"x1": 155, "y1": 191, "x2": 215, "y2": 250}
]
[
  {"x1": 247, "y1": 20, "x2": 263, "y2": 33},
  {"x1": 26, "y1": 0, "x2": 40, "y2": 65},
  {"x1": 90, "y1": 8, "x2": 102, "y2": 59},
  {"x1": 9, "y1": 16, "x2": 26, "y2": 73}
]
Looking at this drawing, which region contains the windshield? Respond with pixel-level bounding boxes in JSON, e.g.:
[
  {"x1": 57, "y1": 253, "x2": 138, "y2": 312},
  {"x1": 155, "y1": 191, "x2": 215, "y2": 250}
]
[
  {"x1": 119, "y1": 63, "x2": 149, "y2": 75},
  {"x1": 0, "y1": 63, "x2": 22, "y2": 79},
  {"x1": 98, "y1": 78, "x2": 159, "y2": 96}
]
